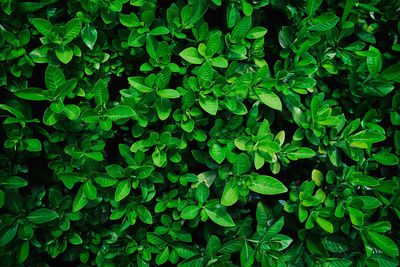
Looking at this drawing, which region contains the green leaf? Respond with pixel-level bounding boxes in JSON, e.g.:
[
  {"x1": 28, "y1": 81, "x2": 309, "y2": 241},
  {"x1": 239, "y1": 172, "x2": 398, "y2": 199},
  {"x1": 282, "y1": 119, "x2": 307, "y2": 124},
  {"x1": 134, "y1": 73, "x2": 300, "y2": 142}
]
[
  {"x1": 221, "y1": 179, "x2": 239, "y2": 206},
  {"x1": 150, "y1": 26, "x2": 169, "y2": 35},
  {"x1": 107, "y1": 105, "x2": 136, "y2": 121},
  {"x1": 210, "y1": 56, "x2": 228, "y2": 68},
  {"x1": 137, "y1": 205, "x2": 153, "y2": 224},
  {"x1": 199, "y1": 94, "x2": 218, "y2": 115},
  {"x1": 231, "y1": 16, "x2": 252, "y2": 43},
  {"x1": 181, "y1": 205, "x2": 201, "y2": 220},
  {"x1": 146, "y1": 34, "x2": 158, "y2": 58},
  {"x1": 54, "y1": 78, "x2": 77, "y2": 99},
  {"x1": 348, "y1": 130, "x2": 386, "y2": 149},
  {"x1": 14, "y1": 88, "x2": 47, "y2": 101},
  {"x1": 156, "y1": 97, "x2": 172, "y2": 120},
  {"x1": 155, "y1": 247, "x2": 169, "y2": 265},
  {"x1": 308, "y1": 12, "x2": 340, "y2": 31},
  {"x1": 256, "y1": 89, "x2": 282, "y2": 111},
  {"x1": 17, "y1": 240, "x2": 29, "y2": 263},
  {"x1": 205, "y1": 206, "x2": 235, "y2": 227},
  {"x1": 83, "y1": 180, "x2": 97, "y2": 200},
  {"x1": 63, "y1": 104, "x2": 80, "y2": 120},
  {"x1": 0, "y1": 222, "x2": 19, "y2": 247},
  {"x1": 316, "y1": 217, "x2": 334, "y2": 233},
  {"x1": 287, "y1": 147, "x2": 316, "y2": 160},
  {"x1": 246, "y1": 26, "x2": 268, "y2": 39},
  {"x1": 120, "y1": 13, "x2": 140, "y2": 27},
  {"x1": 373, "y1": 152, "x2": 399, "y2": 165},
  {"x1": 368, "y1": 231, "x2": 399, "y2": 256},
  {"x1": 179, "y1": 47, "x2": 204, "y2": 64},
  {"x1": 198, "y1": 61, "x2": 214, "y2": 85},
  {"x1": 209, "y1": 143, "x2": 226, "y2": 164},
  {"x1": 93, "y1": 173, "x2": 117, "y2": 187},
  {"x1": 55, "y1": 46, "x2": 73, "y2": 64},
  {"x1": 306, "y1": 0, "x2": 323, "y2": 17},
  {"x1": 31, "y1": 18, "x2": 53, "y2": 36},
  {"x1": 27, "y1": 208, "x2": 59, "y2": 224},
  {"x1": 69, "y1": 233, "x2": 83, "y2": 245},
  {"x1": 63, "y1": 18, "x2": 82, "y2": 42},
  {"x1": 233, "y1": 153, "x2": 250, "y2": 175},
  {"x1": 73, "y1": 185, "x2": 88, "y2": 212},
  {"x1": 94, "y1": 79, "x2": 109, "y2": 106},
  {"x1": 381, "y1": 61, "x2": 400, "y2": 82},
  {"x1": 157, "y1": 89, "x2": 180, "y2": 99},
  {"x1": 81, "y1": 24, "x2": 97, "y2": 50},
  {"x1": 0, "y1": 176, "x2": 28, "y2": 189},
  {"x1": 367, "y1": 46, "x2": 382, "y2": 76},
  {"x1": 45, "y1": 65, "x2": 65, "y2": 91},
  {"x1": 128, "y1": 77, "x2": 153, "y2": 92},
  {"x1": 248, "y1": 175, "x2": 288, "y2": 195},
  {"x1": 195, "y1": 183, "x2": 210, "y2": 202},
  {"x1": 152, "y1": 149, "x2": 167, "y2": 167},
  {"x1": 25, "y1": 138, "x2": 42, "y2": 152},
  {"x1": 115, "y1": 179, "x2": 131, "y2": 202},
  {"x1": 58, "y1": 172, "x2": 81, "y2": 189}
]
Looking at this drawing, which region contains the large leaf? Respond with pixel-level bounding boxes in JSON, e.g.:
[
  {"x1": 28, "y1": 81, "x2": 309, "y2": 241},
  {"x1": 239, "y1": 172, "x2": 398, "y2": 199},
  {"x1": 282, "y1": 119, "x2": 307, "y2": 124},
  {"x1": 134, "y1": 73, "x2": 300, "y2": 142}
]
[
  {"x1": 248, "y1": 175, "x2": 288, "y2": 195},
  {"x1": 233, "y1": 153, "x2": 250, "y2": 175},
  {"x1": 368, "y1": 231, "x2": 399, "y2": 256},
  {"x1": 205, "y1": 206, "x2": 235, "y2": 227},
  {"x1": 179, "y1": 47, "x2": 204, "y2": 64},
  {"x1": 115, "y1": 179, "x2": 131, "y2": 202},
  {"x1": 27, "y1": 208, "x2": 59, "y2": 224},
  {"x1": 45, "y1": 65, "x2": 65, "y2": 91},
  {"x1": 308, "y1": 12, "x2": 339, "y2": 31},
  {"x1": 107, "y1": 105, "x2": 136, "y2": 121},
  {"x1": 221, "y1": 179, "x2": 239, "y2": 206},
  {"x1": 94, "y1": 79, "x2": 109, "y2": 106},
  {"x1": 231, "y1": 16, "x2": 252, "y2": 43},
  {"x1": 256, "y1": 89, "x2": 282, "y2": 111}
]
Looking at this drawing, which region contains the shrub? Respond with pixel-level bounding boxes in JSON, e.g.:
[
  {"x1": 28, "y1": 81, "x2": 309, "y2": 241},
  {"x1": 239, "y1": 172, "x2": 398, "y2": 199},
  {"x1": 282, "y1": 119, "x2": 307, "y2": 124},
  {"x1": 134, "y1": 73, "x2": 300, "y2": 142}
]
[{"x1": 0, "y1": 0, "x2": 400, "y2": 266}]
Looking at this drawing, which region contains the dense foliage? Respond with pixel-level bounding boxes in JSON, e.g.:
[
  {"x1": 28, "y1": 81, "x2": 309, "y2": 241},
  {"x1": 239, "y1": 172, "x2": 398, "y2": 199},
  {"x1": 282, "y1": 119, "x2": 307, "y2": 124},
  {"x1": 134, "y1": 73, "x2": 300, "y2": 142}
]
[{"x1": 1, "y1": 0, "x2": 400, "y2": 266}]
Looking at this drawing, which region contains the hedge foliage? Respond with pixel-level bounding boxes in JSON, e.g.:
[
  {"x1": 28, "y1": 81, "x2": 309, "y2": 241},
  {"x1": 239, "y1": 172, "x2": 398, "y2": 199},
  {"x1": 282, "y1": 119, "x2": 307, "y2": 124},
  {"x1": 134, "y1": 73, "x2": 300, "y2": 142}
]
[{"x1": 1, "y1": 0, "x2": 400, "y2": 266}]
